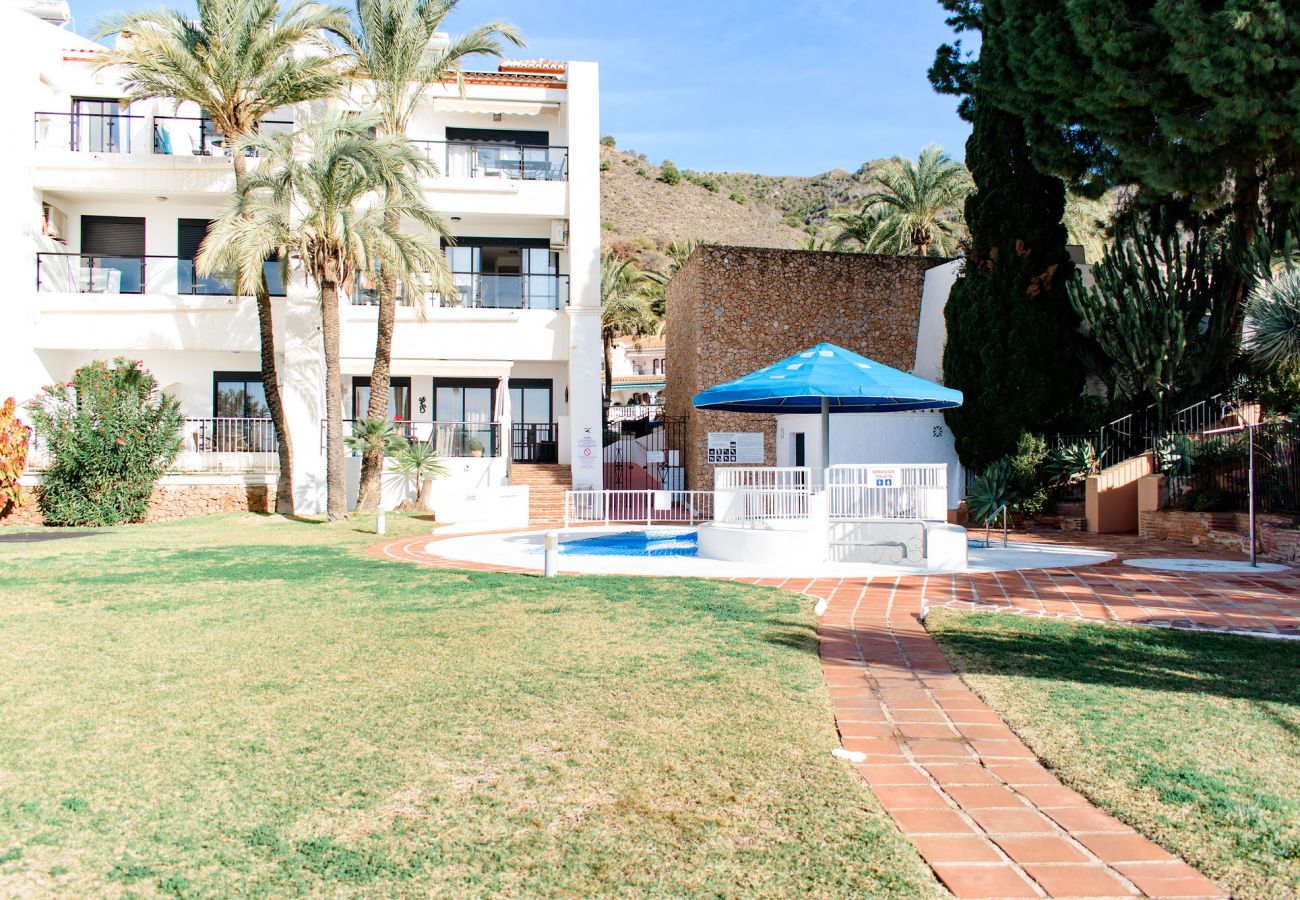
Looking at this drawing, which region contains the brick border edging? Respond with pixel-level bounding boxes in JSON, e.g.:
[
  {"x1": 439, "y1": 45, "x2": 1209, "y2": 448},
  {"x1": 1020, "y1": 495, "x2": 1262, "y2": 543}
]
[{"x1": 366, "y1": 534, "x2": 1227, "y2": 898}]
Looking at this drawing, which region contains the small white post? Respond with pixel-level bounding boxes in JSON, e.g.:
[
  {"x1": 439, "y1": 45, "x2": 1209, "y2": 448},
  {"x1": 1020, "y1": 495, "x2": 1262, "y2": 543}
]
[
  {"x1": 543, "y1": 530, "x2": 559, "y2": 577},
  {"x1": 647, "y1": 490, "x2": 652, "y2": 527},
  {"x1": 376, "y1": 507, "x2": 386, "y2": 536}
]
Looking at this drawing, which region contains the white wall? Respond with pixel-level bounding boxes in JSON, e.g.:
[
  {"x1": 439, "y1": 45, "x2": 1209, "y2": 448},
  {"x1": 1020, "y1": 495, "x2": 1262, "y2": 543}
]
[
  {"x1": 775, "y1": 411, "x2": 965, "y2": 510},
  {"x1": 912, "y1": 259, "x2": 961, "y2": 383}
]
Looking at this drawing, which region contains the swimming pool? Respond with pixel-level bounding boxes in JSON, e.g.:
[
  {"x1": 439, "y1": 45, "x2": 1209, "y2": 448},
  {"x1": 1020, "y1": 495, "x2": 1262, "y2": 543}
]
[{"x1": 549, "y1": 528, "x2": 699, "y2": 558}]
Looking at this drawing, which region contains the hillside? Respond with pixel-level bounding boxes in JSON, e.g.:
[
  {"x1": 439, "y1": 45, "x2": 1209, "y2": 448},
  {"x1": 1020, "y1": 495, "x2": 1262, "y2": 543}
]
[{"x1": 599, "y1": 145, "x2": 890, "y2": 269}]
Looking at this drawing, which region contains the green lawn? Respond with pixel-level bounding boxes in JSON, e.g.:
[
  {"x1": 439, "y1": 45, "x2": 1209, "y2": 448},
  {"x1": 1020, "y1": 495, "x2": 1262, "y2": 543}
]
[
  {"x1": 0, "y1": 514, "x2": 935, "y2": 897},
  {"x1": 927, "y1": 609, "x2": 1300, "y2": 899}
]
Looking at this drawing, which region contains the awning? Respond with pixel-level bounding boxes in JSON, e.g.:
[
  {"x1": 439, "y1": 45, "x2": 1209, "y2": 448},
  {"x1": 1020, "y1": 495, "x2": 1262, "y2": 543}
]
[{"x1": 432, "y1": 98, "x2": 560, "y2": 117}]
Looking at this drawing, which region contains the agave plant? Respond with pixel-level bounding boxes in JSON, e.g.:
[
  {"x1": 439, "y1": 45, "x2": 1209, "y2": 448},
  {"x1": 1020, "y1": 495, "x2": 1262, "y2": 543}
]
[
  {"x1": 966, "y1": 458, "x2": 1018, "y2": 525},
  {"x1": 1155, "y1": 433, "x2": 1200, "y2": 478},
  {"x1": 1044, "y1": 441, "x2": 1099, "y2": 487},
  {"x1": 391, "y1": 440, "x2": 447, "y2": 508}
]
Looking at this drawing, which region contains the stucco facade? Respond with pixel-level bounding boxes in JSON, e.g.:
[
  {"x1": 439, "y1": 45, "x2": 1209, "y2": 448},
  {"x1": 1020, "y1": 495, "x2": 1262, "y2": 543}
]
[{"x1": 664, "y1": 245, "x2": 958, "y2": 490}]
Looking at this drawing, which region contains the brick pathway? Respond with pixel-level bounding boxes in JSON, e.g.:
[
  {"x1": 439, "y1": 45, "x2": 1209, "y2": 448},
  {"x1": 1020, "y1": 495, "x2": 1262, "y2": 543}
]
[{"x1": 369, "y1": 529, "x2": 1300, "y2": 898}]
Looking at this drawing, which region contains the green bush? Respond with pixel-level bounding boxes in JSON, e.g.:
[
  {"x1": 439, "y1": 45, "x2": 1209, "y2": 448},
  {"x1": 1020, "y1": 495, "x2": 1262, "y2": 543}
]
[
  {"x1": 729, "y1": 191, "x2": 747, "y2": 205},
  {"x1": 600, "y1": 135, "x2": 616, "y2": 148},
  {"x1": 1156, "y1": 433, "x2": 1200, "y2": 478},
  {"x1": 658, "y1": 160, "x2": 682, "y2": 185},
  {"x1": 1008, "y1": 433, "x2": 1049, "y2": 517},
  {"x1": 28, "y1": 358, "x2": 183, "y2": 526},
  {"x1": 599, "y1": 159, "x2": 611, "y2": 172},
  {"x1": 1044, "y1": 440, "x2": 1098, "y2": 487},
  {"x1": 1175, "y1": 487, "x2": 1235, "y2": 513},
  {"x1": 635, "y1": 166, "x2": 647, "y2": 178},
  {"x1": 967, "y1": 458, "x2": 1017, "y2": 524}
]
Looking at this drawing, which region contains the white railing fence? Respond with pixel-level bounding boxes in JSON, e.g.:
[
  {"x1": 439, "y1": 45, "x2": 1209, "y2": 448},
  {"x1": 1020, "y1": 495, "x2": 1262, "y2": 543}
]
[
  {"x1": 713, "y1": 466, "x2": 812, "y2": 526},
  {"x1": 24, "y1": 417, "x2": 278, "y2": 474},
  {"x1": 565, "y1": 490, "x2": 714, "y2": 527},
  {"x1": 827, "y1": 464, "x2": 947, "y2": 522},
  {"x1": 177, "y1": 417, "x2": 278, "y2": 473}
]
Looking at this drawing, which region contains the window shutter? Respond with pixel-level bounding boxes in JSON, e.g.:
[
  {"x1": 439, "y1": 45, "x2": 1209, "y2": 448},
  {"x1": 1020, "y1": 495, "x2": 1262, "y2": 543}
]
[{"x1": 81, "y1": 215, "x2": 145, "y2": 256}]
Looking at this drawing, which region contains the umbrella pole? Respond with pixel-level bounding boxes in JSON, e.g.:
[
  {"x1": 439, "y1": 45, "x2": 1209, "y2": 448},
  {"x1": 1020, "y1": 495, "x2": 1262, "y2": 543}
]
[{"x1": 820, "y1": 397, "x2": 830, "y2": 490}]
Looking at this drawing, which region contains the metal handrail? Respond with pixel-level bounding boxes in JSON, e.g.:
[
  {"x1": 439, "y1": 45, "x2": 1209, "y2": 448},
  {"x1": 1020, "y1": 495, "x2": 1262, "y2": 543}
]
[
  {"x1": 983, "y1": 503, "x2": 1009, "y2": 548},
  {"x1": 151, "y1": 115, "x2": 293, "y2": 156},
  {"x1": 34, "y1": 110, "x2": 143, "y2": 153},
  {"x1": 35, "y1": 252, "x2": 286, "y2": 297}
]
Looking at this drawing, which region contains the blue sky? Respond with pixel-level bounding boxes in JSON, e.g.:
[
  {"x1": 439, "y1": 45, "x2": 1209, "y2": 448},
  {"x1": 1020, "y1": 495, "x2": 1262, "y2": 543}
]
[{"x1": 70, "y1": 0, "x2": 970, "y2": 175}]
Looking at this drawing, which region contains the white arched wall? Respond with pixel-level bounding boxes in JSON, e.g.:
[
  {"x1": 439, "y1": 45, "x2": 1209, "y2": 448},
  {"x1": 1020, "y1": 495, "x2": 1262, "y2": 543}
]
[{"x1": 774, "y1": 411, "x2": 964, "y2": 511}]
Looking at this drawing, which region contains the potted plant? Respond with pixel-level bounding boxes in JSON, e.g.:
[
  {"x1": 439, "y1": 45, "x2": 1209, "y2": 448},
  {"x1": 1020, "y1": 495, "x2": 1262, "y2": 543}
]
[{"x1": 468, "y1": 439, "x2": 485, "y2": 458}]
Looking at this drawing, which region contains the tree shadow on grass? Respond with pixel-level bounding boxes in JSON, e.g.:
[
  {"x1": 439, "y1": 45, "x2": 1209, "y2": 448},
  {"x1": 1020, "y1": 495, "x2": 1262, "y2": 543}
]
[{"x1": 930, "y1": 613, "x2": 1300, "y2": 707}]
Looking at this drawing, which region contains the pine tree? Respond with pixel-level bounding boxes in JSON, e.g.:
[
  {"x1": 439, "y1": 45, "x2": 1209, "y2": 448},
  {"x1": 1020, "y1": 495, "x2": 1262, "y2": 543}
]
[{"x1": 941, "y1": 96, "x2": 1083, "y2": 469}]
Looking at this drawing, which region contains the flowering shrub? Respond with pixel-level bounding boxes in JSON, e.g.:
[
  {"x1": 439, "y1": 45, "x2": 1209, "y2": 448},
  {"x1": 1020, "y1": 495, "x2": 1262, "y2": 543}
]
[
  {"x1": 28, "y1": 358, "x2": 183, "y2": 526},
  {"x1": 0, "y1": 397, "x2": 30, "y2": 516}
]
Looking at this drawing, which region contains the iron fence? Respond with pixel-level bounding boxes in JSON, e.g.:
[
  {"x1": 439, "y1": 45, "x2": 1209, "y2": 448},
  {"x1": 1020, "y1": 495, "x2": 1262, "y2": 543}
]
[{"x1": 1163, "y1": 419, "x2": 1300, "y2": 513}]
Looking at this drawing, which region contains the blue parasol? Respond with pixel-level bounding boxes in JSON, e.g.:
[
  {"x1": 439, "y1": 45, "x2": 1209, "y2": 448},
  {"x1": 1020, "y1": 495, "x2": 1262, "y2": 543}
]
[{"x1": 692, "y1": 343, "x2": 963, "y2": 474}]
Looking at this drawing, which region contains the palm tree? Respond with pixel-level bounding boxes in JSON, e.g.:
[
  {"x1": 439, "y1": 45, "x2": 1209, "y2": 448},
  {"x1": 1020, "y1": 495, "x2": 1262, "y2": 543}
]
[
  {"x1": 390, "y1": 440, "x2": 446, "y2": 508},
  {"x1": 339, "y1": 0, "x2": 521, "y2": 511},
  {"x1": 1246, "y1": 270, "x2": 1300, "y2": 371},
  {"x1": 831, "y1": 145, "x2": 970, "y2": 257},
  {"x1": 97, "y1": 0, "x2": 350, "y2": 516},
  {"x1": 600, "y1": 255, "x2": 658, "y2": 421},
  {"x1": 198, "y1": 114, "x2": 446, "y2": 519},
  {"x1": 344, "y1": 417, "x2": 409, "y2": 457}
]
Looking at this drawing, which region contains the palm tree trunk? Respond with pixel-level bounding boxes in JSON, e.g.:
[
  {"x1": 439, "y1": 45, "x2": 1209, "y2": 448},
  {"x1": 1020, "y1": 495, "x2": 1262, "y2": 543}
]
[
  {"x1": 603, "y1": 335, "x2": 613, "y2": 429},
  {"x1": 355, "y1": 208, "x2": 401, "y2": 511},
  {"x1": 233, "y1": 150, "x2": 295, "y2": 515},
  {"x1": 320, "y1": 280, "x2": 347, "y2": 521}
]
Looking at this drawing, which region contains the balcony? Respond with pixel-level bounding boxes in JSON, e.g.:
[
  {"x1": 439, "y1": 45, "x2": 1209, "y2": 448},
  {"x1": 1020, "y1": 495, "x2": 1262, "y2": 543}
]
[
  {"x1": 350, "y1": 272, "x2": 568, "y2": 310},
  {"x1": 36, "y1": 253, "x2": 286, "y2": 297},
  {"x1": 410, "y1": 140, "x2": 568, "y2": 181},
  {"x1": 334, "y1": 420, "x2": 502, "y2": 458},
  {"x1": 34, "y1": 111, "x2": 141, "y2": 154},
  {"x1": 27, "y1": 417, "x2": 277, "y2": 474},
  {"x1": 151, "y1": 116, "x2": 293, "y2": 157}
]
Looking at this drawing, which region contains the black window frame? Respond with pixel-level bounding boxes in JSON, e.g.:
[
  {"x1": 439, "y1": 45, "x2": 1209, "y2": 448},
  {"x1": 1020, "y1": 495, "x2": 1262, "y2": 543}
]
[
  {"x1": 212, "y1": 371, "x2": 268, "y2": 419},
  {"x1": 433, "y1": 378, "x2": 497, "y2": 422},
  {"x1": 351, "y1": 376, "x2": 412, "y2": 422}
]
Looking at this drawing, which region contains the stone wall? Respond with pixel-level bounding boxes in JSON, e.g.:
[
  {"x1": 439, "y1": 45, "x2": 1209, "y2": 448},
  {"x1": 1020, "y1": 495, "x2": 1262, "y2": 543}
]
[
  {"x1": 664, "y1": 245, "x2": 949, "y2": 489},
  {"x1": 1139, "y1": 509, "x2": 1300, "y2": 562},
  {"x1": 0, "y1": 479, "x2": 275, "y2": 527}
]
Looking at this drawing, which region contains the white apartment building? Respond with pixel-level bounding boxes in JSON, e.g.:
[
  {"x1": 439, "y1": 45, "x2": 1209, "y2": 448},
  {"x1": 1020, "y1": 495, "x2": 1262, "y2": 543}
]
[
  {"x1": 2, "y1": 6, "x2": 602, "y2": 520},
  {"x1": 607, "y1": 335, "x2": 666, "y2": 407}
]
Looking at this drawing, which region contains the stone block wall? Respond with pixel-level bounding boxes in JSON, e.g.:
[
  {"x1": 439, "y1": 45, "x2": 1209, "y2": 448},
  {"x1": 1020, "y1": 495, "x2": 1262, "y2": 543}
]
[
  {"x1": 1139, "y1": 509, "x2": 1300, "y2": 561},
  {"x1": 1, "y1": 480, "x2": 275, "y2": 527},
  {"x1": 664, "y1": 245, "x2": 949, "y2": 489}
]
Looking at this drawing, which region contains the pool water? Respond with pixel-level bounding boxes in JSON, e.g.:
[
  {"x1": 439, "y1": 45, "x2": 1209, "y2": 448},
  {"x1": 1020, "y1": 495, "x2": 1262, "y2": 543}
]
[{"x1": 550, "y1": 529, "x2": 699, "y2": 558}]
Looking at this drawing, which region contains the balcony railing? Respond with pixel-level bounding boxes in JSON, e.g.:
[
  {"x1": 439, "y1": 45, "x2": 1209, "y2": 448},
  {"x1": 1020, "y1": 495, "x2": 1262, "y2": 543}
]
[
  {"x1": 410, "y1": 140, "x2": 569, "y2": 181},
  {"x1": 36, "y1": 253, "x2": 286, "y2": 297},
  {"x1": 34, "y1": 111, "x2": 142, "y2": 153},
  {"x1": 332, "y1": 420, "x2": 501, "y2": 458},
  {"x1": 512, "y1": 422, "x2": 559, "y2": 463},
  {"x1": 27, "y1": 417, "x2": 277, "y2": 474},
  {"x1": 152, "y1": 116, "x2": 293, "y2": 157},
  {"x1": 350, "y1": 272, "x2": 568, "y2": 310}
]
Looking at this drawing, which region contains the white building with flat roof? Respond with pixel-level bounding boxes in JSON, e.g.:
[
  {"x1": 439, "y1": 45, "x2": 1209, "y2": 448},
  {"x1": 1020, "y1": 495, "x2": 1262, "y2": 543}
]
[{"x1": 2, "y1": 6, "x2": 602, "y2": 521}]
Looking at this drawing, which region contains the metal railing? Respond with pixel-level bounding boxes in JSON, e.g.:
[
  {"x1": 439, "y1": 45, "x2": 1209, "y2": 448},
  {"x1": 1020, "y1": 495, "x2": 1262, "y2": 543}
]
[
  {"x1": 349, "y1": 272, "x2": 568, "y2": 310},
  {"x1": 27, "y1": 417, "x2": 278, "y2": 474},
  {"x1": 34, "y1": 111, "x2": 142, "y2": 153},
  {"x1": 331, "y1": 419, "x2": 500, "y2": 458},
  {"x1": 714, "y1": 466, "x2": 813, "y2": 526},
  {"x1": 565, "y1": 490, "x2": 714, "y2": 527},
  {"x1": 152, "y1": 116, "x2": 293, "y2": 157},
  {"x1": 827, "y1": 464, "x2": 948, "y2": 522},
  {"x1": 179, "y1": 418, "x2": 278, "y2": 472},
  {"x1": 411, "y1": 140, "x2": 569, "y2": 181},
  {"x1": 608, "y1": 403, "x2": 666, "y2": 424},
  {"x1": 36, "y1": 253, "x2": 286, "y2": 296},
  {"x1": 512, "y1": 422, "x2": 558, "y2": 463}
]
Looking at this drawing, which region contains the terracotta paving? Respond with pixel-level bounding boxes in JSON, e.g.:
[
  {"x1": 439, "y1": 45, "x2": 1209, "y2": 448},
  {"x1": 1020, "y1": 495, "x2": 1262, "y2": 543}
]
[{"x1": 366, "y1": 528, "x2": 1299, "y2": 898}]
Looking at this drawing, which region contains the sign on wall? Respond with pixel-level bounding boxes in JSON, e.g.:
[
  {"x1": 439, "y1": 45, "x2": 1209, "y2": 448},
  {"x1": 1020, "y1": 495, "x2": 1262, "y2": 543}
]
[
  {"x1": 867, "y1": 466, "x2": 902, "y2": 487},
  {"x1": 707, "y1": 432, "x2": 764, "y2": 464}
]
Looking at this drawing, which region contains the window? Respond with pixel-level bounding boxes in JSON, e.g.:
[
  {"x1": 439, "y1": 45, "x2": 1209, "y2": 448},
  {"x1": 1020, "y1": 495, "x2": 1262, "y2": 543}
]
[
  {"x1": 434, "y1": 379, "x2": 494, "y2": 424},
  {"x1": 444, "y1": 238, "x2": 558, "y2": 309},
  {"x1": 652, "y1": 359, "x2": 660, "y2": 375},
  {"x1": 177, "y1": 219, "x2": 284, "y2": 296},
  {"x1": 213, "y1": 372, "x2": 269, "y2": 419},
  {"x1": 352, "y1": 376, "x2": 411, "y2": 421},
  {"x1": 81, "y1": 215, "x2": 145, "y2": 293},
  {"x1": 72, "y1": 98, "x2": 126, "y2": 152}
]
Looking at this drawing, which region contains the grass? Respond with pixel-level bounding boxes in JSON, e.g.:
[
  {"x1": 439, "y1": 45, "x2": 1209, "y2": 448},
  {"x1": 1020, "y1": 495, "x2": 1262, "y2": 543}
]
[
  {"x1": 0, "y1": 514, "x2": 936, "y2": 897},
  {"x1": 926, "y1": 609, "x2": 1300, "y2": 899}
]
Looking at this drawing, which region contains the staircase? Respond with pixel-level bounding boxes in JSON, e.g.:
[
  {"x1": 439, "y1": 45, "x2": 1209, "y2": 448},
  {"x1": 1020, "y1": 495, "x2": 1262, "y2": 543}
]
[{"x1": 511, "y1": 464, "x2": 573, "y2": 525}]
